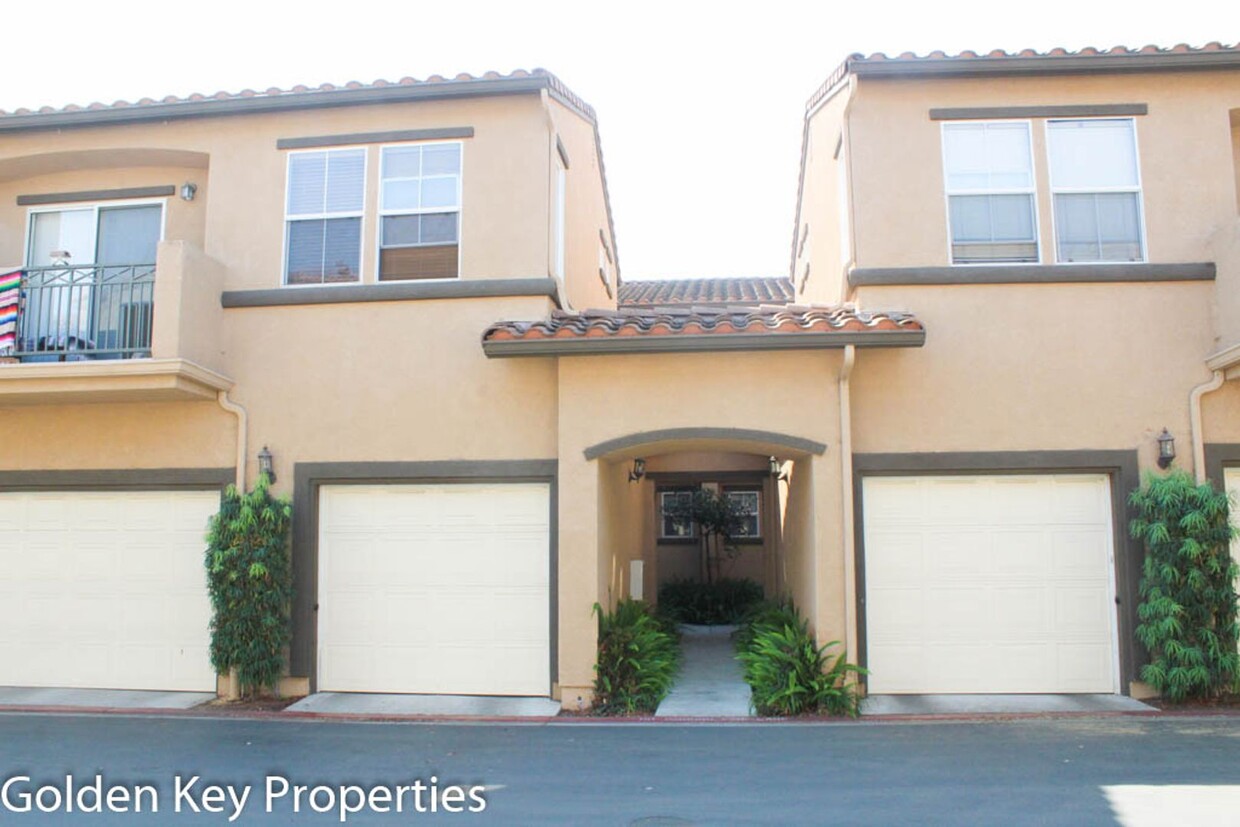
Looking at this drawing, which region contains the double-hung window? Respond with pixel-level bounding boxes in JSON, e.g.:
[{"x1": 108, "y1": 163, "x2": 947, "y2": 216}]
[
  {"x1": 379, "y1": 142, "x2": 462, "y2": 280},
  {"x1": 659, "y1": 490, "x2": 696, "y2": 540},
  {"x1": 284, "y1": 149, "x2": 365, "y2": 284},
  {"x1": 1047, "y1": 119, "x2": 1144, "y2": 262},
  {"x1": 724, "y1": 490, "x2": 761, "y2": 539},
  {"x1": 942, "y1": 122, "x2": 1038, "y2": 264}
]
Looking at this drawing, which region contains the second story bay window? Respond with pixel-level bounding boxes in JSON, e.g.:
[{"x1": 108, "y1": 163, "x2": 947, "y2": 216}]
[
  {"x1": 285, "y1": 149, "x2": 365, "y2": 285},
  {"x1": 942, "y1": 121, "x2": 1038, "y2": 264},
  {"x1": 379, "y1": 142, "x2": 462, "y2": 281},
  {"x1": 1047, "y1": 119, "x2": 1145, "y2": 262}
]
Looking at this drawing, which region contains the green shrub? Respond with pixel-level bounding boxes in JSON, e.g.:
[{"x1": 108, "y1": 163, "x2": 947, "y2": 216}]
[
  {"x1": 734, "y1": 598, "x2": 800, "y2": 651},
  {"x1": 658, "y1": 578, "x2": 764, "y2": 625},
  {"x1": 593, "y1": 599, "x2": 680, "y2": 715},
  {"x1": 1130, "y1": 471, "x2": 1240, "y2": 702},
  {"x1": 735, "y1": 601, "x2": 863, "y2": 717},
  {"x1": 205, "y1": 473, "x2": 293, "y2": 697}
]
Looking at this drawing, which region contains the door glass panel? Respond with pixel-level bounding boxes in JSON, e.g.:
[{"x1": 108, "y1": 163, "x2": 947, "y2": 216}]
[
  {"x1": 28, "y1": 209, "x2": 96, "y2": 266},
  {"x1": 96, "y1": 205, "x2": 161, "y2": 265}
]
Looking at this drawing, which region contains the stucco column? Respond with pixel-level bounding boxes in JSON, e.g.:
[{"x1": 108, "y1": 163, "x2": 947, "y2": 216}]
[
  {"x1": 556, "y1": 452, "x2": 601, "y2": 710},
  {"x1": 811, "y1": 449, "x2": 848, "y2": 651}
]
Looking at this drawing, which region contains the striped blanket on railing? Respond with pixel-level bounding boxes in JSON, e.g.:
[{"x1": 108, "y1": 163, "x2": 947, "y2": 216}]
[{"x1": 0, "y1": 269, "x2": 19, "y2": 356}]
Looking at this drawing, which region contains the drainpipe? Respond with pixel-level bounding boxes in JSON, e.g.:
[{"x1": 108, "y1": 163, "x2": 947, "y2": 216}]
[
  {"x1": 1190, "y1": 370, "x2": 1225, "y2": 483},
  {"x1": 838, "y1": 344, "x2": 858, "y2": 663},
  {"x1": 216, "y1": 390, "x2": 247, "y2": 489}
]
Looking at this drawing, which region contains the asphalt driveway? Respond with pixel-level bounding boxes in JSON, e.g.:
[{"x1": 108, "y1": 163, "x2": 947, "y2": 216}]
[{"x1": 0, "y1": 713, "x2": 1237, "y2": 824}]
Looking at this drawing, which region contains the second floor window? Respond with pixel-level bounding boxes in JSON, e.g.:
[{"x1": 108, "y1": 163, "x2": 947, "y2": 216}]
[
  {"x1": 1047, "y1": 119, "x2": 1144, "y2": 262},
  {"x1": 285, "y1": 149, "x2": 365, "y2": 285},
  {"x1": 942, "y1": 121, "x2": 1038, "y2": 264},
  {"x1": 379, "y1": 142, "x2": 462, "y2": 280}
]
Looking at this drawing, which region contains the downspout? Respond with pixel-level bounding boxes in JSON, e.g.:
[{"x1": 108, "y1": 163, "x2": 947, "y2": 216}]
[
  {"x1": 1190, "y1": 370, "x2": 1225, "y2": 483},
  {"x1": 838, "y1": 344, "x2": 858, "y2": 664},
  {"x1": 216, "y1": 390, "x2": 247, "y2": 489}
]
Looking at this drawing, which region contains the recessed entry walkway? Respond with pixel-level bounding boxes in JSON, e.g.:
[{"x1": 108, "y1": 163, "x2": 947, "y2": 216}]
[
  {"x1": 0, "y1": 687, "x2": 215, "y2": 710},
  {"x1": 286, "y1": 693, "x2": 562, "y2": 717},
  {"x1": 655, "y1": 625, "x2": 753, "y2": 718},
  {"x1": 861, "y1": 694, "x2": 1156, "y2": 716}
]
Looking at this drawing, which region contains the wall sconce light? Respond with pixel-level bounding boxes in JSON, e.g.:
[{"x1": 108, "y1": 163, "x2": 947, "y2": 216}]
[
  {"x1": 769, "y1": 456, "x2": 781, "y2": 477},
  {"x1": 258, "y1": 445, "x2": 276, "y2": 483},
  {"x1": 1156, "y1": 428, "x2": 1176, "y2": 470},
  {"x1": 180, "y1": 182, "x2": 198, "y2": 202},
  {"x1": 628, "y1": 457, "x2": 646, "y2": 483}
]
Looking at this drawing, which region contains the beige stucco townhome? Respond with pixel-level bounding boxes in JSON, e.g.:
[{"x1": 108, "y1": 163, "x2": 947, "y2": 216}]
[{"x1": 1, "y1": 44, "x2": 1238, "y2": 707}]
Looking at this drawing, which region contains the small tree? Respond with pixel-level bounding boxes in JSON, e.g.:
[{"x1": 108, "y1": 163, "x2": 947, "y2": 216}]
[
  {"x1": 664, "y1": 489, "x2": 747, "y2": 584},
  {"x1": 205, "y1": 473, "x2": 293, "y2": 698},
  {"x1": 1130, "y1": 470, "x2": 1239, "y2": 702}
]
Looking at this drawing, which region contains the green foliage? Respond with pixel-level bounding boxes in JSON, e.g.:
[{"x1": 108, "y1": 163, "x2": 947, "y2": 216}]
[
  {"x1": 1130, "y1": 471, "x2": 1240, "y2": 702},
  {"x1": 735, "y1": 600, "x2": 864, "y2": 717},
  {"x1": 658, "y1": 578, "x2": 764, "y2": 625},
  {"x1": 593, "y1": 599, "x2": 680, "y2": 715},
  {"x1": 205, "y1": 474, "x2": 293, "y2": 697},
  {"x1": 662, "y1": 489, "x2": 748, "y2": 583}
]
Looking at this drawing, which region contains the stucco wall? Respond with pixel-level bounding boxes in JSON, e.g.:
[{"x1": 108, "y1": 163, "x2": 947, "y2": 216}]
[
  {"x1": 851, "y1": 282, "x2": 1215, "y2": 475},
  {"x1": 794, "y1": 86, "x2": 852, "y2": 306}
]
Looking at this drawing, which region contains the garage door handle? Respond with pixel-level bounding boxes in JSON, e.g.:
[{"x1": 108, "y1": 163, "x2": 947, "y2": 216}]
[{"x1": 314, "y1": 603, "x2": 319, "y2": 611}]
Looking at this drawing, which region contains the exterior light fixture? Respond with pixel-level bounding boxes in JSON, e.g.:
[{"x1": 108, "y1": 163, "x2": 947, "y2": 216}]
[
  {"x1": 258, "y1": 445, "x2": 276, "y2": 483},
  {"x1": 180, "y1": 182, "x2": 197, "y2": 201},
  {"x1": 1156, "y1": 429, "x2": 1176, "y2": 470},
  {"x1": 628, "y1": 457, "x2": 646, "y2": 483},
  {"x1": 769, "y1": 456, "x2": 781, "y2": 477}
]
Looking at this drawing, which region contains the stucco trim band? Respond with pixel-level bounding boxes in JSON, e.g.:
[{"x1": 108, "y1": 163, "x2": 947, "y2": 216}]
[
  {"x1": 0, "y1": 467, "x2": 233, "y2": 490},
  {"x1": 584, "y1": 428, "x2": 827, "y2": 461},
  {"x1": 484, "y1": 329, "x2": 925, "y2": 358},
  {"x1": 17, "y1": 185, "x2": 177, "y2": 206},
  {"x1": 851, "y1": 450, "x2": 1142, "y2": 695},
  {"x1": 849, "y1": 263, "x2": 1216, "y2": 287},
  {"x1": 929, "y1": 103, "x2": 1148, "y2": 120},
  {"x1": 222, "y1": 278, "x2": 560, "y2": 308},
  {"x1": 290, "y1": 460, "x2": 559, "y2": 692},
  {"x1": 276, "y1": 127, "x2": 475, "y2": 150}
]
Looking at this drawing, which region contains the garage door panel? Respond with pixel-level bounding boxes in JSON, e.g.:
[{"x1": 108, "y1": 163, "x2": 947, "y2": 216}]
[
  {"x1": 0, "y1": 490, "x2": 218, "y2": 692},
  {"x1": 863, "y1": 474, "x2": 1117, "y2": 694},
  {"x1": 319, "y1": 483, "x2": 551, "y2": 696}
]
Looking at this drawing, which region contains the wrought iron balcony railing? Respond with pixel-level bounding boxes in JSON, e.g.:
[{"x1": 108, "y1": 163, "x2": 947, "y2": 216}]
[{"x1": 8, "y1": 264, "x2": 156, "y2": 361}]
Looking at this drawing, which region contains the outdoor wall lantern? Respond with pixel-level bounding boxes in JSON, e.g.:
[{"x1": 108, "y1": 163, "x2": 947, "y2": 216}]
[
  {"x1": 1156, "y1": 428, "x2": 1176, "y2": 469},
  {"x1": 628, "y1": 457, "x2": 646, "y2": 483},
  {"x1": 258, "y1": 445, "x2": 276, "y2": 483},
  {"x1": 769, "y1": 456, "x2": 781, "y2": 477},
  {"x1": 180, "y1": 182, "x2": 198, "y2": 202}
]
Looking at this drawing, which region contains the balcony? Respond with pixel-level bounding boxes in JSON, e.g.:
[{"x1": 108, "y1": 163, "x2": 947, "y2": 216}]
[{"x1": 0, "y1": 241, "x2": 231, "y2": 405}]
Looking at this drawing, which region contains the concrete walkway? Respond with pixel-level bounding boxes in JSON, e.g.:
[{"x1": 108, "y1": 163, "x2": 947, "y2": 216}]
[
  {"x1": 287, "y1": 692, "x2": 561, "y2": 717},
  {"x1": 861, "y1": 693, "x2": 1157, "y2": 716},
  {"x1": 0, "y1": 687, "x2": 215, "y2": 710},
  {"x1": 655, "y1": 624, "x2": 752, "y2": 717}
]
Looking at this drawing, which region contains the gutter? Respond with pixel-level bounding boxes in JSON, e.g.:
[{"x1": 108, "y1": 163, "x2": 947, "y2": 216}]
[
  {"x1": 1190, "y1": 371, "x2": 1226, "y2": 484},
  {"x1": 483, "y1": 329, "x2": 925, "y2": 358}
]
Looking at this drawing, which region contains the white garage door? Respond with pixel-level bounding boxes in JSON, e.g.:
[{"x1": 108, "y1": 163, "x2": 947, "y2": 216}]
[
  {"x1": 863, "y1": 474, "x2": 1119, "y2": 694},
  {"x1": 0, "y1": 490, "x2": 218, "y2": 692},
  {"x1": 318, "y1": 483, "x2": 551, "y2": 696}
]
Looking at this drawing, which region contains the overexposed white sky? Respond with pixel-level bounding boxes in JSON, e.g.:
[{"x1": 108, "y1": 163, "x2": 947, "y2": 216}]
[{"x1": 3, "y1": 0, "x2": 1226, "y2": 280}]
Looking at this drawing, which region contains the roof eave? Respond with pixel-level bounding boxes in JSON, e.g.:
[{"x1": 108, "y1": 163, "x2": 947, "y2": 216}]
[
  {"x1": 849, "y1": 51, "x2": 1240, "y2": 80},
  {"x1": 482, "y1": 329, "x2": 925, "y2": 358},
  {"x1": 0, "y1": 75, "x2": 596, "y2": 134}
]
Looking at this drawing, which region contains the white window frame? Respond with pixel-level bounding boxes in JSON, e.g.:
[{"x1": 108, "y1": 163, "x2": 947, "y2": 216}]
[
  {"x1": 24, "y1": 198, "x2": 168, "y2": 267},
  {"x1": 724, "y1": 489, "x2": 762, "y2": 540},
  {"x1": 940, "y1": 120, "x2": 1042, "y2": 266},
  {"x1": 552, "y1": 155, "x2": 566, "y2": 280},
  {"x1": 282, "y1": 147, "x2": 367, "y2": 287},
  {"x1": 1045, "y1": 117, "x2": 1147, "y2": 264},
  {"x1": 658, "y1": 490, "x2": 697, "y2": 540},
  {"x1": 376, "y1": 140, "x2": 464, "y2": 282}
]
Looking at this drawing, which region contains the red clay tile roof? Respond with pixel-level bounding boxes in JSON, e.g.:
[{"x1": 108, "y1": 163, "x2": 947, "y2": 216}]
[
  {"x1": 618, "y1": 278, "x2": 794, "y2": 308},
  {"x1": 482, "y1": 305, "x2": 923, "y2": 356},
  {"x1": 807, "y1": 41, "x2": 1240, "y2": 112},
  {"x1": 0, "y1": 68, "x2": 595, "y2": 124}
]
